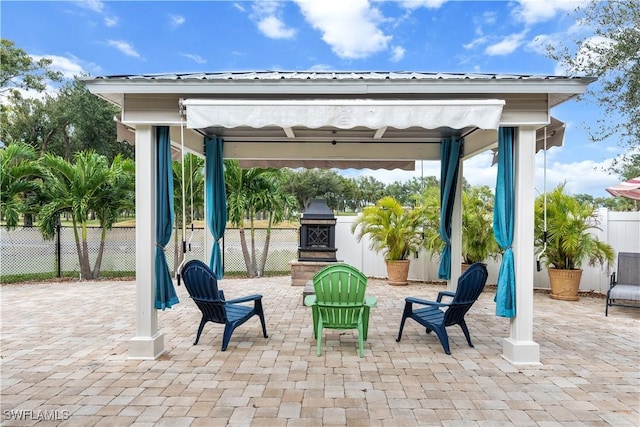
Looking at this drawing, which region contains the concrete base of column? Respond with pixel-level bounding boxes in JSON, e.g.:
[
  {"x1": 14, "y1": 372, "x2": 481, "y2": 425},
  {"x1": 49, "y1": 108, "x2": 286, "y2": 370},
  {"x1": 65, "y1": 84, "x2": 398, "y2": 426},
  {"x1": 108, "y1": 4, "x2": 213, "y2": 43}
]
[
  {"x1": 502, "y1": 337, "x2": 541, "y2": 365},
  {"x1": 128, "y1": 332, "x2": 165, "y2": 360}
]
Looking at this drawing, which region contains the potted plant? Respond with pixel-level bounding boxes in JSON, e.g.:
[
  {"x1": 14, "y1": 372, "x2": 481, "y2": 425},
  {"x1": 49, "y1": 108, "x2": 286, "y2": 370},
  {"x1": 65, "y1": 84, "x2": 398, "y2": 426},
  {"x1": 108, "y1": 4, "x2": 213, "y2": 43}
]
[
  {"x1": 535, "y1": 183, "x2": 614, "y2": 301},
  {"x1": 461, "y1": 186, "x2": 501, "y2": 270},
  {"x1": 419, "y1": 186, "x2": 501, "y2": 270},
  {"x1": 351, "y1": 196, "x2": 423, "y2": 285}
]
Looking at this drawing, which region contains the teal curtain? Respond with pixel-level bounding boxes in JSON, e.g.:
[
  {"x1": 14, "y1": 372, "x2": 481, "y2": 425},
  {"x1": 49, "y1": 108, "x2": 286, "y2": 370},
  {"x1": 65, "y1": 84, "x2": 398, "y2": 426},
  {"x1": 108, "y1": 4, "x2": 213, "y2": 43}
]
[
  {"x1": 155, "y1": 126, "x2": 179, "y2": 310},
  {"x1": 205, "y1": 136, "x2": 227, "y2": 279},
  {"x1": 438, "y1": 137, "x2": 463, "y2": 280},
  {"x1": 494, "y1": 127, "x2": 516, "y2": 318}
]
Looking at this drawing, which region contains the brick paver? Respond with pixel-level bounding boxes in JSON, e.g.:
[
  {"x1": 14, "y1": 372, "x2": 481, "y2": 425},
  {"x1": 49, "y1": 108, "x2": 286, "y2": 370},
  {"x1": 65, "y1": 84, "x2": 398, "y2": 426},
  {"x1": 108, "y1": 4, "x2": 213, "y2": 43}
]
[{"x1": 1, "y1": 277, "x2": 638, "y2": 426}]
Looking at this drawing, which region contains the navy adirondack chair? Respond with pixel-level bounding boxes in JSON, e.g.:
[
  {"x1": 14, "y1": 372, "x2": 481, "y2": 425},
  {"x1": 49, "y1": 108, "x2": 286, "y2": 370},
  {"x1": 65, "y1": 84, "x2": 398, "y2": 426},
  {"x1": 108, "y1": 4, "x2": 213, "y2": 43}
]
[
  {"x1": 180, "y1": 259, "x2": 268, "y2": 350},
  {"x1": 396, "y1": 262, "x2": 488, "y2": 355}
]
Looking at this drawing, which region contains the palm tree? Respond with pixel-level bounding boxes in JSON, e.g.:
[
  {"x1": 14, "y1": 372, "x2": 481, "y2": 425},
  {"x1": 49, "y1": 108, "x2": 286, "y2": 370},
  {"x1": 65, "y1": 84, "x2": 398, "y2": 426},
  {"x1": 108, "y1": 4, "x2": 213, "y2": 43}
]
[
  {"x1": 461, "y1": 186, "x2": 500, "y2": 265},
  {"x1": 352, "y1": 196, "x2": 423, "y2": 262},
  {"x1": 37, "y1": 151, "x2": 112, "y2": 280},
  {"x1": 92, "y1": 155, "x2": 135, "y2": 278},
  {"x1": 254, "y1": 173, "x2": 298, "y2": 276},
  {"x1": 224, "y1": 160, "x2": 272, "y2": 278},
  {"x1": 0, "y1": 142, "x2": 41, "y2": 229}
]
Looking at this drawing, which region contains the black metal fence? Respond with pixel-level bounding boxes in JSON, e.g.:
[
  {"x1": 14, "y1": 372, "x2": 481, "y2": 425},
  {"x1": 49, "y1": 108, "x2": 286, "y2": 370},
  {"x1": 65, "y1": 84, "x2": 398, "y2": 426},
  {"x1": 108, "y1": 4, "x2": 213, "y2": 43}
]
[{"x1": 0, "y1": 226, "x2": 299, "y2": 282}]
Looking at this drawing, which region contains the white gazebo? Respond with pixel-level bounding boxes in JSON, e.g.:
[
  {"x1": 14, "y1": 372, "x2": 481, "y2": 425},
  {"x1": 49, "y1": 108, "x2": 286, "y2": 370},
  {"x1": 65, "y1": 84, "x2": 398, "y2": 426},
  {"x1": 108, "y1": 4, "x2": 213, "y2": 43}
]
[{"x1": 84, "y1": 71, "x2": 594, "y2": 365}]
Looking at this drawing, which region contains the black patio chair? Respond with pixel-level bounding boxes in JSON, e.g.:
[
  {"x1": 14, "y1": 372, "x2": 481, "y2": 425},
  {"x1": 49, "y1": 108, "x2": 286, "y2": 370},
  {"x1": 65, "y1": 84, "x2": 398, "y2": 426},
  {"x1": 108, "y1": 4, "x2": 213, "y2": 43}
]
[
  {"x1": 396, "y1": 262, "x2": 488, "y2": 355},
  {"x1": 180, "y1": 259, "x2": 268, "y2": 350}
]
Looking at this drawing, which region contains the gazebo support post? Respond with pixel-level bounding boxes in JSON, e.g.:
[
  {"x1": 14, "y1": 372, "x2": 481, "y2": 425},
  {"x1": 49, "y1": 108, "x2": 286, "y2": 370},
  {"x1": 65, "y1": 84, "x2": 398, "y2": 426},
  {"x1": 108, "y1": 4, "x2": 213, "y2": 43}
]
[
  {"x1": 129, "y1": 125, "x2": 165, "y2": 359},
  {"x1": 502, "y1": 126, "x2": 540, "y2": 365}
]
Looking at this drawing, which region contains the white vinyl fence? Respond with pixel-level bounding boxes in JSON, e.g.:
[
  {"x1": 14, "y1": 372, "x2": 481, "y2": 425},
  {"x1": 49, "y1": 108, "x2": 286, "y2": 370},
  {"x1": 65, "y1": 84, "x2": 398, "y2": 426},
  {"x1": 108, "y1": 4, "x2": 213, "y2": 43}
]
[{"x1": 336, "y1": 208, "x2": 640, "y2": 294}]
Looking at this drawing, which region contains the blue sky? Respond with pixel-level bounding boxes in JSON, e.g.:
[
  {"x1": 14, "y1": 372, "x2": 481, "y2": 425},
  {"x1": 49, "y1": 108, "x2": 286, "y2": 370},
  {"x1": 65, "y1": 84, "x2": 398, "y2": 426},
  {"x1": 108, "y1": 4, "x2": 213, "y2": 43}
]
[{"x1": 1, "y1": 0, "x2": 627, "y2": 197}]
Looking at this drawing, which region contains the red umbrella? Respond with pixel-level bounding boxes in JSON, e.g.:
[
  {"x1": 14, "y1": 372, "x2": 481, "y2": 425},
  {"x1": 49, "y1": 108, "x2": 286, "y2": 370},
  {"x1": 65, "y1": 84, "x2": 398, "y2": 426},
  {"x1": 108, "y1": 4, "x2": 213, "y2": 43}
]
[{"x1": 606, "y1": 176, "x2": 640, "y2": 201}]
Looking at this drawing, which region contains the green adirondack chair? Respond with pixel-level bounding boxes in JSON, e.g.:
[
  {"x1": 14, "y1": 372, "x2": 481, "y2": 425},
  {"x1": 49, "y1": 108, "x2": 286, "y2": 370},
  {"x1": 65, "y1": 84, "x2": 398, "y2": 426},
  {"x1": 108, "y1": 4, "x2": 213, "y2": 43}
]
[{"x1": 304, "y1": 263, "x2": 377, "y2": 357}]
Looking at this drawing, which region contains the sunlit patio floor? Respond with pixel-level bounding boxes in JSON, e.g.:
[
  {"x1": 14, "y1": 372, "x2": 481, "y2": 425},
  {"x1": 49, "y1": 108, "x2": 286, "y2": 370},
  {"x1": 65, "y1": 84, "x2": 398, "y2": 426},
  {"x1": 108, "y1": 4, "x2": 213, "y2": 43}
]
[{"x1": 1, "y1": 275, "x2": 639, "y2": 426}]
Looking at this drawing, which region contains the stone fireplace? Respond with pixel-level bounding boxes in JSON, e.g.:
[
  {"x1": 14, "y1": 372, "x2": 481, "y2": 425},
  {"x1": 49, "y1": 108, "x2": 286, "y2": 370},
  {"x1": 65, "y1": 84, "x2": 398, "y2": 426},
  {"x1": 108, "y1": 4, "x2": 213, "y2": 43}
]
[{"x1": 298, "y1": 198, "x2": 337, "y2": 262}]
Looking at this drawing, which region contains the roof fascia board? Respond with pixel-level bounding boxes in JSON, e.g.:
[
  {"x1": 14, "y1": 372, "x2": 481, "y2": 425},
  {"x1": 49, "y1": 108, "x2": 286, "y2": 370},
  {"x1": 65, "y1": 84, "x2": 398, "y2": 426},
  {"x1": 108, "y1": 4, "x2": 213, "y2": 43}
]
[{"x1": 84, "y1": 78, "x2": 594, "y2": 97}]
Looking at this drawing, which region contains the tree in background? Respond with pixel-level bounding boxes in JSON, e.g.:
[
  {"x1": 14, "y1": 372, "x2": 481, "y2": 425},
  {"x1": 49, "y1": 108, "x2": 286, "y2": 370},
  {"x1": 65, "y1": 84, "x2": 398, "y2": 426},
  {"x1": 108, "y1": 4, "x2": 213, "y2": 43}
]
[
  {"x1": 37, "y1": 151, "x2": 133, "y2": 280},
  {"x1": 224, "y1": 160, "x2": 272, "y2": 277},
  {"x1": 3, "y1": 78, "x2": 125, "y2": 161},
  {"x1": 548, "y1": 0, "x2": 639, "y2": 179},
  {"x1": 0, "y1": 38, "x2": 62, "y2": 96},
  {"x1": 91, "y1": 155, "x2": 135, "y2": 277},
  {"x1": 253, "y1": 173, "x2": 298, "y2": 276},
  {"x1": 0, "y1": 142, "x2": 42, "y2": 228}
]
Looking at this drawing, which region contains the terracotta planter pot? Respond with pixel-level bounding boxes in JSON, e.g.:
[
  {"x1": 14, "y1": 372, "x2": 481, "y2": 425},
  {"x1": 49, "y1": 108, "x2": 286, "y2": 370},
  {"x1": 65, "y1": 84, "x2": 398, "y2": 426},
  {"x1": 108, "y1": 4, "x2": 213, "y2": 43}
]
[
  {"x1": 548, "y1": 268, "x2": 583, "y2": 301},
  {"x1": 385, "y1": 260, "x2": 410, "y2": 286}
]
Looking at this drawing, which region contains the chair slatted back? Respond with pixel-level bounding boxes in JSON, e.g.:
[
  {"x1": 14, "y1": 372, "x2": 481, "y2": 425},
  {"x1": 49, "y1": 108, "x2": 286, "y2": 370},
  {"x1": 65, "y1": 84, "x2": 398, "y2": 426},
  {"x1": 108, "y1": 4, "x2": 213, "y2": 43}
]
[
  {"x1": 443, "y1": 263, "x2": 488, "y2": 327},
  {"x1": 313, "y1": 264, "x2": 367, "y2": 329},
  {"x1": 617, "y1": 252, "x2": 640, "y2": 286},
  {"x1": 181, "y1": 260, "x2": 227, "y2": 323}
]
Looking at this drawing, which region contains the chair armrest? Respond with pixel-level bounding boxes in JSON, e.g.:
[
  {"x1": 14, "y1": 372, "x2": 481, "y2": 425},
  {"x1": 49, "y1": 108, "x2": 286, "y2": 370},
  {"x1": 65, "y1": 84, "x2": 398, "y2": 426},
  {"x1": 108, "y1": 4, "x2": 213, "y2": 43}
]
[
  {"x1": 405, "y1": 296, "x2": 449, "y2": 308},
  {"x1": 225, "y1": 294, "x2": 262, "y2": 304},
  {"x1": 364, "y1": 296, "x2": 377, "y2": 308},
  {"x1": 436, "y1": 291, "x2": 455, "y2": 302},
  {"x1": 304, "y1": 295, "x2": 317, "y2": 306},
  {"x1": 610, "y1": 272, "x2": 617, "y2": 288}
]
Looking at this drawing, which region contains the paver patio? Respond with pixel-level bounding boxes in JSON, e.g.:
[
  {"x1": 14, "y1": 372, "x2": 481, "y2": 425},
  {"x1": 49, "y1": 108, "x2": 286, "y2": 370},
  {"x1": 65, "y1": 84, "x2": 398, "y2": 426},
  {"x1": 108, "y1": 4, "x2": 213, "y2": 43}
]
[{"x1": 1, "y1": 276, "x2": 638, "y2": 426}]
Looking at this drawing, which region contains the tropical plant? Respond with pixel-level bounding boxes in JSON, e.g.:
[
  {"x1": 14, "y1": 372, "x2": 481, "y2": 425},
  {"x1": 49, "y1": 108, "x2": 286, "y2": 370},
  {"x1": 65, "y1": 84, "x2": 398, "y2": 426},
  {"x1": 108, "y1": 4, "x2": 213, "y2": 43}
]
[
  {"x1": 253, "y1": 173, "x2": 298, "y2": 276},
  {"x1": 461, "y1": 186, "x2": 501, "y2": 264},
  {"x1": 418, "y1": 185, "x2": 500, "y2": 265},
  {"x1": 224, "y1": 159, "x2": 274, "y2": 278},
  {"x1": 0, "y1": 142, "x2": 41, "y2": 229},
  {"x1": 37, "y1": 151, "x2": 134, "y2": 279},
  {"x1": 91, "y1": 155, "x2": 135, "y2": 276},
  {"x1": 535, "y1": 183, "x2": 615, "y2": 270},
  {"x1": 351, "y1": 196, "x2": 423, "y2": 261}
]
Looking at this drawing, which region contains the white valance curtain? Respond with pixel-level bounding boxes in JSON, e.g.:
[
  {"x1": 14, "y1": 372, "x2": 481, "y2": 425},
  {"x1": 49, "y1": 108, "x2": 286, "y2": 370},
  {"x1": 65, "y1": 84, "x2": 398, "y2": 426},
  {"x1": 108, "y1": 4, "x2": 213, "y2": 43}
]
[{"x1": 181, "y1": 99, "x2": 505, "y2": 131}]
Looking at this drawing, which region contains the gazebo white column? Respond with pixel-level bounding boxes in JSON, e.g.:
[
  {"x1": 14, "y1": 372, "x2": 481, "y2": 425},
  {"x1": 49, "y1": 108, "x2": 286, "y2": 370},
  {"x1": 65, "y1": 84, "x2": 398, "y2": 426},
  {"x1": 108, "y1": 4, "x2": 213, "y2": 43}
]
[
  {"x1": 502, "y1": 126, "x2": 540, "y2": 365},
  {"x1": 129, "y1": 125, "x2": 165, "y2": 359}
]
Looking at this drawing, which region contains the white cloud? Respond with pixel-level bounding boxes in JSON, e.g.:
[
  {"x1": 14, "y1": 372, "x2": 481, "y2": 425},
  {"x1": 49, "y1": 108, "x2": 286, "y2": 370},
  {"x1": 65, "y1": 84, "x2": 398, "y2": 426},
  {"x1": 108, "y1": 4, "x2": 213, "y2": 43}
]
[
  {"x1": 308, "y1": 64, "x2": 334, "y2": 71},
  {"x1": 349, "y1": 149, "x2": 620, "y2": 197},
  {"x1": 463, "y1": 36, "x2": 488, "y2": 50},
  {"x1": 526, "y1": 33, "x2": 555, "y2": 56},
  {"x1": 31, "y1": 54, "x2": 88, "y2": 79},
  {"x1": 399, "y1": 0, "x2": 449, "y2": 10},
  {"x1": 258, "y1": 15, "x2": 296, "y2": 39},
  {"x1": 169, "y1": 14, "x2": 185, "y2": 28},
  {"x1": 104, "y1": 16, "x2": 118, "y2": 27},
  {"x1": 390, "y1": 46, "x2": 405, "y2": 62},
  {"x1": 482, "y1": 11, "x2": 497, "y2": 26},
  {"x1": 77, "y1": 0, "x2": 104, "y2": 13},
  {"x1": 485, "y1": 31, "x2": 527, "y2": 56},
  {"x1": 536, "y1": 155, "x2": 618, "y2": 197},
  {"x1": 106, "y1": 40, "x2": 141, "y2": 58},
  {"x1": 180, "y1": 53, "x2": 207, "y2": 64},
  {"x1": 251, "y1": 1, "x2": 296, "y2": 40},
  {"x1": 513, "y1": 0, "x2": 582, "y2": 25},
  {"x1": 294, "y1": 0, "x2": 391, "y2": 59}
]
